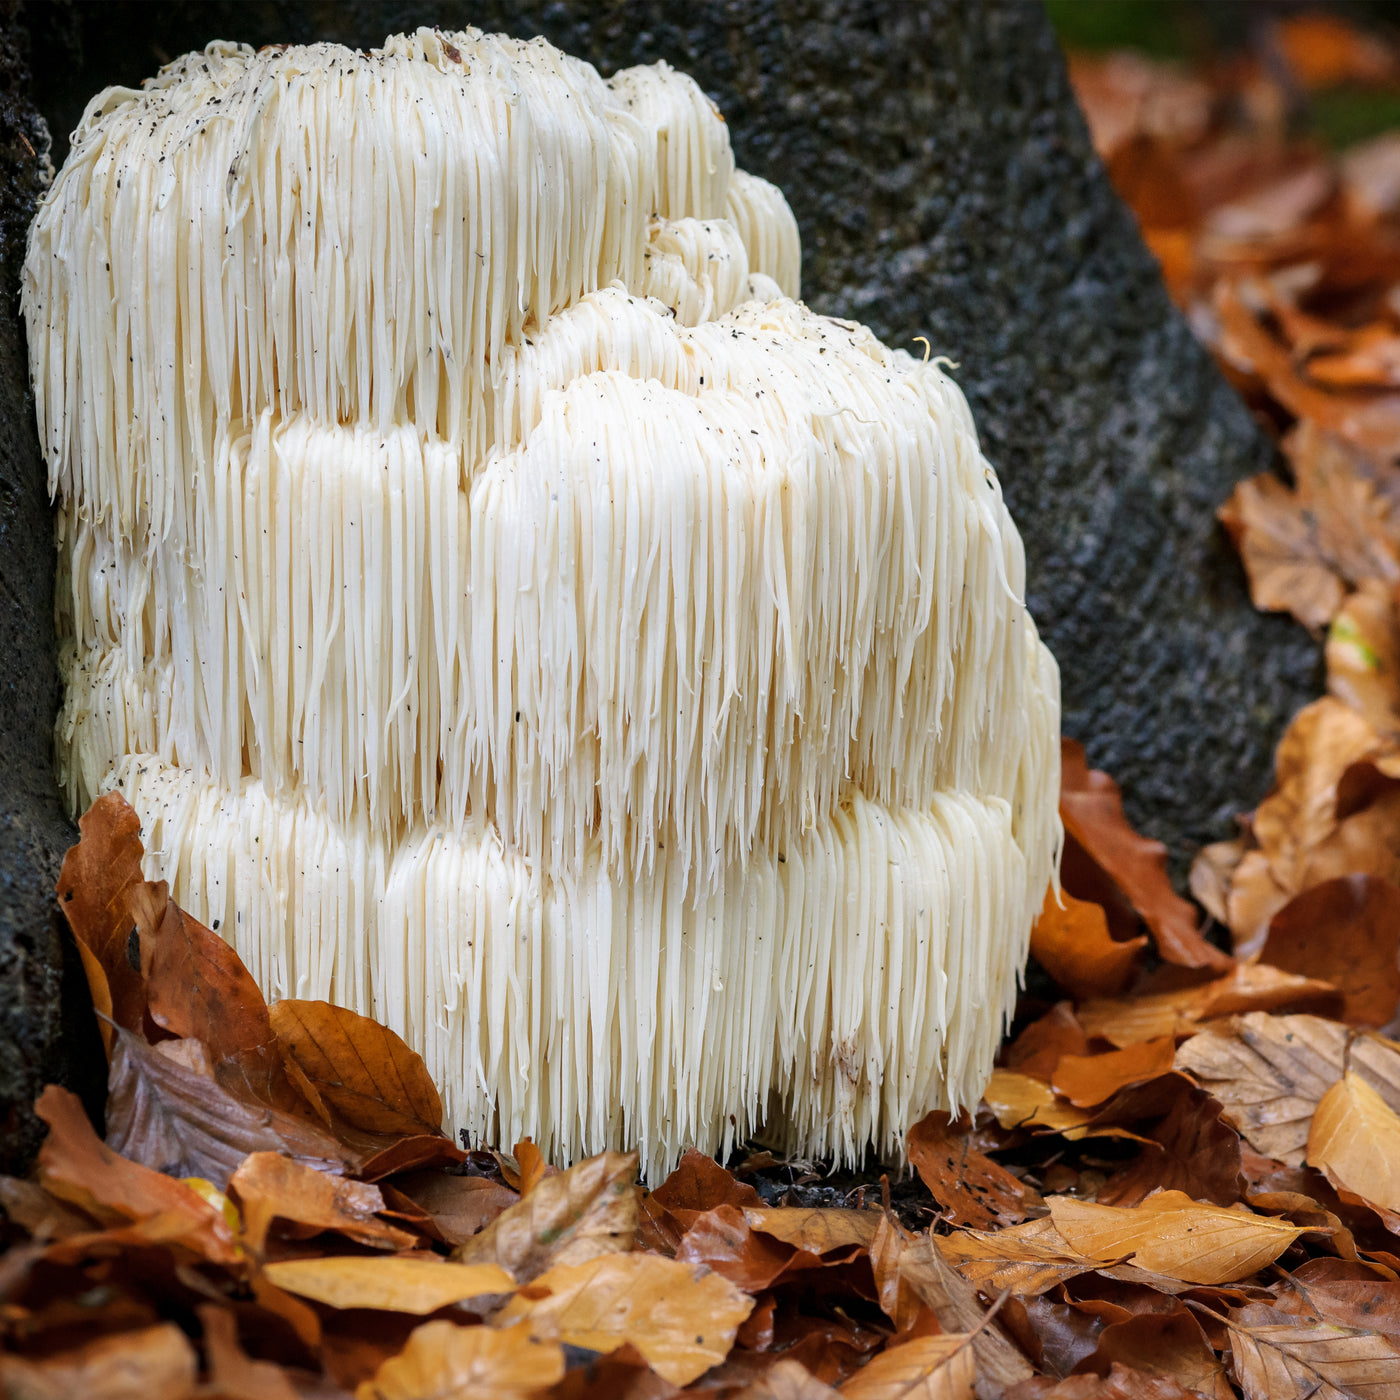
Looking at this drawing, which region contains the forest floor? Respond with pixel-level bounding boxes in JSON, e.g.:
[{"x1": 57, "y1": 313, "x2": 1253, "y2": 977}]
[{"x1": 9, "y1": 11, "x2": 1400, "y2": 1400}]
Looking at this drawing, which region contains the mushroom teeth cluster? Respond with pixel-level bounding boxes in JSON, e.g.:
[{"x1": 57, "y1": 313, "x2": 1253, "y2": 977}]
[{"x1": 25, "y1": 27, "x2": 1062, "y2": 1176}]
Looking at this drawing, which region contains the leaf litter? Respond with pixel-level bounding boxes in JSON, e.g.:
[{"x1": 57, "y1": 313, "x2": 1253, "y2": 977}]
[{"x1": 15, "y1": 11, "x2": 1400, "y2": 1399}]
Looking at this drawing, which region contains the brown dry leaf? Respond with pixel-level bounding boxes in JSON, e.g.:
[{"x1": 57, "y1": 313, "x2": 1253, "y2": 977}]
[
  {"x1": 452, "y1": 1148, "x2": 637, "y2": 1283},
  {"x1": 354, "y1": 1318, "x2": 564, "y2": 1400},
  {"x1": 1047, "y1": 1191, "x2": 1308, "y2": 1285},
  {"x1": 104, "y1": 1028, "x2": 349, "y2": 1189},
  {"x1": 907, "y1": 1113, "x2": 1035, "y2": 1229},
  {"x1": 838, "y1": 1334, "x2": 975, "y2": 1399},
  {"x1": 135, "y1": 882, "x2": 275, "y2": 1067},
  {"x1": 1030, "y1": 889, "x2": 1145, "y2": 1000},
  {"x1": 1096, "y1": 1084, "x2": 1246, "y2": 1208},
  {"x1": 736, "y1": 1358, "x2": 844, "y2": 1399},
  {"x1": 494, "y1": 1252, "x2": 752, "y2": 1386},
  {"x1": 1051, "y1": 1039, "x2": 1179, "y2": 1108},
  {"x1": 981, "y1": 1072, "x2": 1144, "y2": 1141},
  {"x1": 1223, "y1": 1300, "x2": 1400, "y2": 1400},
  {"x1": 198, "y1": 1304, "x2": 301, "y2": 1400},
  {"x1": 743, "y1": 1208, "x2": 880, "y2": 1254},
  {"x1": 1076, "y1": 963, "x2": 1336, "y2": 1046},
  {"x1": 1261, "y1": 876, "x2": 1400, "y2": 1027},
  {"x1": 895, "y1": 1229, "x2": 1036, "y2": 1392},
  {"x1": 675, "y1": 1204, "x2": 804, "y2": 1292},
  {"x1": 33, "y1": 1085, "x2": 239, "y2": 1266},
  {"x1": 650, "y1": 1149, "x2": 762, "y2": 1228},
  {"x1": 54, "y1": 793, "x2": 156, "y2": 1051},
  {"x1": 1061, "y1": 741, "x2": 1232, "y2": 971},
  {"x1": 270, "y1": 1000, "x2": 445, "y2": 1140},
  {"x1": 1004, "y1": 1004, "x2": 1091, "y2": 1083},
  {"x1": 1175, "y1": 1012, "x2": 1400, "y2": 1165},
  {"x1": 1276, "y1": 12, "x2": 1396, "y2": 89},
  {"x1": 936, "y1": 1218, "x2": 1094, "y2": 1297},
  {"x1": 1191, "y1": 839, "x2": 1249, "y2": 926},
  {"x1": 1309, "y1": 1072, "x2": 1400, "y2": 1220},
  {"x1": 262, "y1": 1255, "x2": 514, "y2": 1312},
  {"x1": 0, "y1": 1322, "x2": 198, "y2": 1400},
  {"x1": 393, "y1": 1171, "x2": 519, "y2": 1248},
  {"x1": 1082, "y1": 1309, "x2": 1231, "y2": 1400},
  {"x1": 228, "y1": 1151, "x2": 415, "y2": 1255},
  {"x1": 1327, "y1": 580, "x2": 1400, "y2": 735},
  {"x1": 1007, "y1": 1364, "x2": 1198, "y2": 1400}
]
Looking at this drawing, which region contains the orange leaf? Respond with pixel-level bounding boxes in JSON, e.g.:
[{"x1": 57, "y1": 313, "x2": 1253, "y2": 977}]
[
  {"x1": 34, "y1": 1085, "x2": 239, "y2": 1266},
  {"x1": 262, "y1": 1255, "x2": 514, "y2": 1312},
  {"x1": 0, "y1": 1323, "x2": 197, "y2": 1400},
  {"x1": 1051, "y1": 1037, "x2": 1179, "y2": 1108},
  {"x1": 1261, "y1": 875, "x2": 1400, "y2": 1027},
  {"x1": 838, "y1": 1334, "x2": 975, "y2": 1398},
  {"x1": 906, "y1": 1113, "x2": 1036, "y2": 1228},
  {"x1": 1061, "y1": 741, "x2": 1232, "y2": 971},
  {"x1": 1308, "y1": 1072, "x2": 1400, "y2": 1221},
  {"x1": 495, "y1": 1252, "x2": 753, "y2": 1386},
  {"x1": 269, "y1": 999, "x2": 444, "y2": 1140},
  {"x1": 228, "y1": 1151, "x2": 416, "y2": 1256},
  {"x1": 354, "y1": 1319, "x2": 564, "y2": 1400},
  {"x1": 452, "y1": 1149, "x2": 638, "y2": 1283},
  {"x1": 1047, "y1": 1191, "x2": 1309, "y2": 1285},
  {"x1": 1031, "y1": 888, "x2": 1145, "y2": 999}
]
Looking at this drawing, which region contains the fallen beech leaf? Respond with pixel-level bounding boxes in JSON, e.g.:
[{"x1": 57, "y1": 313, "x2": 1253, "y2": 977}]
[
  {"x1": 1080, "y1": 1309, "x2": 1229, "y2": 1400},
  {"x1": 1031, "y1": 889, "x2": 1145, "y2": 1000},
  {"x1": 513, "y1": 1139, "x2": 552, "y2": 1196},
  {"x1": 355, "y1": 1318, "x2": 564, "y2": 1400},
  {"x1": 136, "y1": 882, "x2": 274, "y2": 1066},
  {"x1": 1175, "y1": 1012, "x2": 1400, "y2": 1164},
  {"x1": 1004, "y1": 1003, "x2": 1091, "y2": 1083},
  {"x1": 0, "y1": 1322, "x2": 197, "y2": 1400},
  {"x1": 229, "y1": 1151, "x2": 415, "y2": 1255},
  {"x1": 1273, "y1": 1270, "x2": 1400, "y2": 1333},
  {"x1": 393, "y1": 1171, "x2": 518, "y2": 1247},
  {"x1": 1047, "y1": 1191, "x2": 1308, "y2": 1285},
  {"x1": 937, "y1": 1218, "x2": 1095, "y2": 1296},
  {"x1": 838, "y1": 1334, "x2": 975, "y2": 1399},
  {"x1": 198, "y1": 1303, "x2": 301, "y2": 1400},
  {"x1": 1327, "y1": 580, "x2": 1400, "y2": 735},
  {"x1": 737, "y1": 1358, "x2": 843, "y2": 1399},
  {"x1": 34, "y1": 1085, "x2": 239, "y2": 1266},
  {"x1": 982, "y1": 1071, "x2": 1131, "y2": 1139},
  {"x1": 1260, "y1": 876, "x2": 1400, "y2": 1027},
  {"x1": 104, "y1": 1028, "x2": 349, "y2": 1188},
  {"x1": 1222, "y1": 1300, "x2": 1400, "y2": 1400},
  {"x1": 1190, "y1": 839, "x2": 1248, "y2": 927},
  {"x1": 1061, "y1": 741, "x2": 1231, "y2": 971},
  {"x1": 896, "y1": 1229, "x2": 1035, "y2": 1391},
  {"x1": 270, "y1": 1000, "x2": 444, "y2": 1140},
  {"x1": 0, "y1": 1174, "x2": 100, "y2": 1238},
  {"x1": 743, "y1": 1208, "x2": 880, "y2": 1254},
  {"x1": 54, "y1": 792, "x2": 156, "y2": 1049},
  {"x1": 650, "y1": 1149, "x2": 762, "y2": 1228},
  {"x1": 1052, "y1": 1039, "x2": 1179, "y2": 1108},
  {"x1": 1007, "y1": 1361, "x2": 1198, "y2": 1399},
  {"x1": 452, "y1": 1149, "x2": 637, "y2": 1282},
  {"x1": 263, "y1": 1255, "x2": 514, "y2": 1312},
  {"x1": 1276, "y1": 11, "x2": 1396, "y2": 89},
  {"x1": 907, "y1": 1113, "x2": 1034, "y2": 1228},
  {"x1": 677, "y1": 1204, "x2": 805, "y2": 1291},
  {"x1": 495, "y1": 1252, "x2": 753, "y2": 1385},
  {"x1": 1077, "y1": 963, "x2": 1336, "y2": 1046},
  {"x1": 1096, "y1": 1084, "x2": 1246, "y2": 1208},
  {"x1": 1309, "y1": 1072, "x2": 1400, "y2": 1220}
]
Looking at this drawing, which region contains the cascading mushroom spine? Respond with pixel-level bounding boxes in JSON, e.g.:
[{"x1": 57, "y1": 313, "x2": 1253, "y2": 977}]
[{"x1": 25, "y1": 25, "x2": 1061, "y2": 1177}]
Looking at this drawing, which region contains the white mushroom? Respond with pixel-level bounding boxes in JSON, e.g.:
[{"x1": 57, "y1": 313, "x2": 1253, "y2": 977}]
[{"x1": 25, "y1": 27, "x2": 1061, "y2": 1176}]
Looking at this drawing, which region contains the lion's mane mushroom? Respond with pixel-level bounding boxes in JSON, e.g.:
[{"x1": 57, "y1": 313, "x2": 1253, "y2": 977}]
[{"x1": 24, "y1": 28, "x2": 1061, "y2": 1175}]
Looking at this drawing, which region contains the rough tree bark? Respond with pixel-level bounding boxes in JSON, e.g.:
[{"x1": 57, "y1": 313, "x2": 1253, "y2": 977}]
[{"x1": 0, "y1": 0, "x2": 1317, "y2": 1160}]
